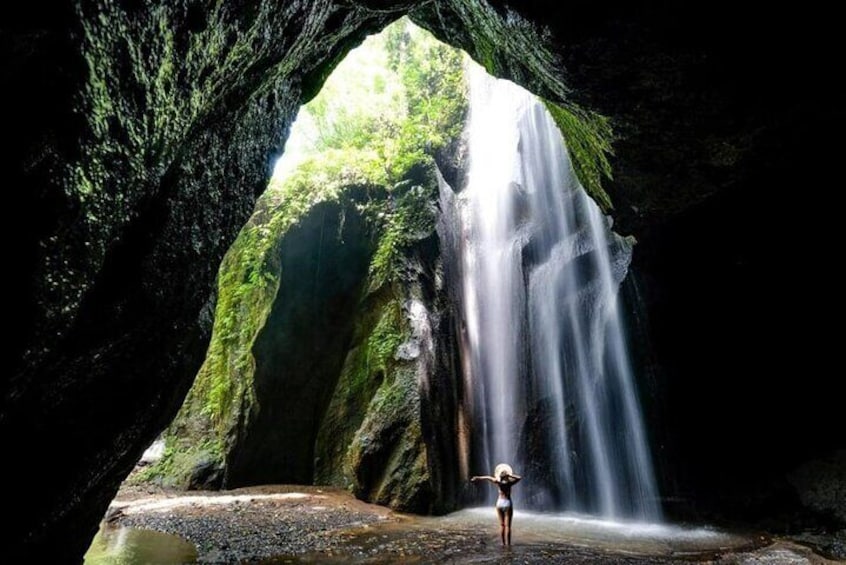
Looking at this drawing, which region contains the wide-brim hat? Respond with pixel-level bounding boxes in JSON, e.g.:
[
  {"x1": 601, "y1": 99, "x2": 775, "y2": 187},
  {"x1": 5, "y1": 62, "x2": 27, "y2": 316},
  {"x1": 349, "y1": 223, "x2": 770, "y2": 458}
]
[{"x1": 494, "y1": 463, "x2": 513, "y2": 479}]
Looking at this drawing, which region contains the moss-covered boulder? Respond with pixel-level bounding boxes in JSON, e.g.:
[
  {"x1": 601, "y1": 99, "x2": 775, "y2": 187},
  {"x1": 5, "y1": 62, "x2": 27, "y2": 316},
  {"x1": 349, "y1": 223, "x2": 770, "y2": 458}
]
[
  {"x1": 225, "y1": 195, "x2": 376, "y2": 486},
  {"x1": 314, "y1": 249, "x2": 444, "y2": 513},
  {"x1": 149, "y1": 188, "x2": 379, "y2": 490}
]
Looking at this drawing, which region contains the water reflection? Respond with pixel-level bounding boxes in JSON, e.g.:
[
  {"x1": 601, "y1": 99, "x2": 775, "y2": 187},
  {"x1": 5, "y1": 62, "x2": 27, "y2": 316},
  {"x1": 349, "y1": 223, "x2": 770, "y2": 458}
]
[
  {"x1": 441, "y1": 508, "x2": 763, "y2": 556},
  {"x1": 84, "y1": 524, "x2": 197, "y2": 564}
]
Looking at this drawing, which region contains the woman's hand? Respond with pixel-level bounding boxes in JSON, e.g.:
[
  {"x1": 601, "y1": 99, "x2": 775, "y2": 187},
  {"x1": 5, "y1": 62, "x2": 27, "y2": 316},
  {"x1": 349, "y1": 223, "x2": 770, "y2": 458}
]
[{"x1": 470, "y1": 476, "x2": 478, "y2": 483}]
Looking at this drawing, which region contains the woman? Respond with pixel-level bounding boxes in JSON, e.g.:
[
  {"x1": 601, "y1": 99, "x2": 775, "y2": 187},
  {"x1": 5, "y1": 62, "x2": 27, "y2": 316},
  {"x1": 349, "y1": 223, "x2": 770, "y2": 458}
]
[{"x1": 471, "y1": 463, "x2": 522, "y2": 546}]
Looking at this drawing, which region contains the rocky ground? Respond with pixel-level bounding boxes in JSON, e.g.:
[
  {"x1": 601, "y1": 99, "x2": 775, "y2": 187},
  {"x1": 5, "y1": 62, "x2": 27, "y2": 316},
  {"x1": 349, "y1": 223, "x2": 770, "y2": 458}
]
[{"x1": 105, "y1": 484, "x2": 844, "y2": 564}]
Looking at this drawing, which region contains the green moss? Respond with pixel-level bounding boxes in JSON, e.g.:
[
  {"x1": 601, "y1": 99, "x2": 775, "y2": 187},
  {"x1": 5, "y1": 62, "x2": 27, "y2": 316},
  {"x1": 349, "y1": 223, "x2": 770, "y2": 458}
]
[
  {"x1": 373, "y1": 419, "x2": 429, "y2": 510},
  {"x1": 314, "y1": 291, "x2": 407, "y2": 486},
  {"x1": 368, "y1": 163, "x2": 439, "y2": 290},
  {"x1": 544, "y1": 101, "x2": 615, "y2": 212},
  {"x1": 368, "y1": 299, "x2": 407, "y2": 372},
  {"x1": 131, "y1": 435, "x2": 222, "y2": 489},
  {"x1": 345, "y1": 362, "x2": 431, "y2": 511},
  {"x1": 313, "y1": 159, "x2": 440, "y2": 496}
]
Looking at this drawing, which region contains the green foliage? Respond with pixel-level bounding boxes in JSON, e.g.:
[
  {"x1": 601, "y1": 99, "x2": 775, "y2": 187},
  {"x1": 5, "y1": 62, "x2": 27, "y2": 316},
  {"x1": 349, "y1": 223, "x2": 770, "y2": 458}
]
[
  {"x1": 381, "y1": 21, "x2": 467, "y2": 180},
  {"x1": 368, "y1": 174, "x2": 438, "y2": 290},
  {"x1": 544, "y1": 101, "x2": 615, "y2": 212},
  {"x1": 284, "y1": 150, "x2": 389, "y2": 197},
  {"x1": 367, "y1": 299, "x2": 406, "y2": 374},
  {"x1": 285, "y1": 17, "x2": 467, "y2": 186}
]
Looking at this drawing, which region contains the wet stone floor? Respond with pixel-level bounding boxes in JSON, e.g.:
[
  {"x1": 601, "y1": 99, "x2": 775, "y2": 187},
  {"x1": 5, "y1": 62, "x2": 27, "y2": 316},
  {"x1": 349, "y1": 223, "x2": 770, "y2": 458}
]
[{"x1": 86, "y1": 485, "x2": 842, "y2": 564}]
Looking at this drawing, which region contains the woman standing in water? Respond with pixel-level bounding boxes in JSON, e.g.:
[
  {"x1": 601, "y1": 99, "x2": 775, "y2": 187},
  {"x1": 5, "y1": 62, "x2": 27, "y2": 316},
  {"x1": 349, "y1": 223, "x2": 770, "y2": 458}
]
[{"x1": 471, "y1": 464, "x2": 522, "y2": 546}]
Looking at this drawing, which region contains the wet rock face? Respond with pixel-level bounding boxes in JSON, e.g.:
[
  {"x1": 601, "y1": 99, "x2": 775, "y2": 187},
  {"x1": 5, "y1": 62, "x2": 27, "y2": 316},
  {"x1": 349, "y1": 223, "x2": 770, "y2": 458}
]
[
  {"x1": 225, "y1": 199, "x2": 375, "y2": 487},
  {"x1": 789, "y1": 451, "x2": 846, "y2": 527},
  {"x1": 4, "y1": 0, "x2": 843, "y2": 560}
]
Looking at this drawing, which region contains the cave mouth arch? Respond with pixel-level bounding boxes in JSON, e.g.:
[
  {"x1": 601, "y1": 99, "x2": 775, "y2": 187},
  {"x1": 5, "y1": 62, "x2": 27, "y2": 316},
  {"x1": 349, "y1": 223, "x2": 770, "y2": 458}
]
[{"x1": 10, "y1": 1, "x2": 845, "y2": 561}]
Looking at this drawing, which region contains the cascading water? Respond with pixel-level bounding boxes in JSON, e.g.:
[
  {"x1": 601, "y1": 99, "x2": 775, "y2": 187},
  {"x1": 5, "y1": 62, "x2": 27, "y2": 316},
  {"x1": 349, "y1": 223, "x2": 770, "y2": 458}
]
[{"x1": 442, "y1": 63, "x2": 661, "y2": 521}]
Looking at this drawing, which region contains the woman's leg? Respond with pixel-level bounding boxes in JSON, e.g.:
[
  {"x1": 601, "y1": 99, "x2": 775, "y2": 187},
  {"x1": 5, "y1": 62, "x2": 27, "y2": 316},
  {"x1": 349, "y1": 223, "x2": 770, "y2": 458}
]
[
  {"x1": 505, "y1": 506, "x2": 514, "y2": 546},
  {"x1": 496, "y1": 507, "x2": 506, "y2": 545}
]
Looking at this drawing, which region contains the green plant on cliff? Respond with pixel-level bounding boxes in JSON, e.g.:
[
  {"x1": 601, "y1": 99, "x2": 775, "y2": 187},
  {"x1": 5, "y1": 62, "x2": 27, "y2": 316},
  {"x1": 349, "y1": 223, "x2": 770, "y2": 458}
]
[
  {"x1": 294, "y1": 18, "x2": 466, "y2": 185},
  {"x1": 368, "y1": 173, "x2": 438, "y2": 290},
  {"x1": 544, "y1": 101, "x2": 615, "y2": 211}
]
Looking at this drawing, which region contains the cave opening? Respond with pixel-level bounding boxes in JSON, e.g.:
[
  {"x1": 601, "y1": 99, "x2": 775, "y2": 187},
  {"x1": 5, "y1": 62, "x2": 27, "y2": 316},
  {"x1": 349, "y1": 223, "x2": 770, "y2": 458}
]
[
  {"x1": 7, "y1": 2, "x2": 845, "y2": 563},
  {"x1": 122, "y1": 11, "x2": 657, "y2": 508}
]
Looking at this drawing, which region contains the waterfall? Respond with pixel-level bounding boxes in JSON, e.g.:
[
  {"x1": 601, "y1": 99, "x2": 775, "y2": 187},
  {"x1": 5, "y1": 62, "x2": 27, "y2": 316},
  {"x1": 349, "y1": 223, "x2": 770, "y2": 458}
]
[{"x1": 442, "y1": 63, "x2": 661, "y2": 520}]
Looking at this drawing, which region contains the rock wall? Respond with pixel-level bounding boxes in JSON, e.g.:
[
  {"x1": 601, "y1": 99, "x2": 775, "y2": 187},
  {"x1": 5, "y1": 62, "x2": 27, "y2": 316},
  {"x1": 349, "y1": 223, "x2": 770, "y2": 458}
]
[
  {"x1": 314, "y1": 242, "x2": 445, "y2": 513},
  {"x1": 225, "y1": 198, "x2": 376, "y2": 486},
  {"x1": 632, "y1": 174, "x2": 846, "y2": 530},
  {"x1": 156, "y1": 162, "x2": 461, "y2": 514}
]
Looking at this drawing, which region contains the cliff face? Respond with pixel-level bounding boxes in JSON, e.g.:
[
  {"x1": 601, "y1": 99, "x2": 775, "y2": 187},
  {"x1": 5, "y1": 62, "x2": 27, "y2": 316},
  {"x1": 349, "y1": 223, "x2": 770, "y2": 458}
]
[
  {"x1": 147, "y1": 18, "x2": 468, "y2": 516},
  {"x1": 4, "y1": 0, "x2": 843, "y2": 560},
  {"x1": 157, "y1": 163, "x2": 459, "y2": 514},
  {"x1": 225, "y1": 197, "x2": 376, "y2": 487},
  {"x1": 313, "y1": 229, "x2": 457, "y2": 514}
]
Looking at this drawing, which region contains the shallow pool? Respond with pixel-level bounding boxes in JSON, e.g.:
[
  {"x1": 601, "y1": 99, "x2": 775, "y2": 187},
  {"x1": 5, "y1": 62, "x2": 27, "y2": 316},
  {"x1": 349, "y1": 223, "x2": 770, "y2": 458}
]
[{"x1": 84, "y1": 523, "x2": 197, "y2": 564}]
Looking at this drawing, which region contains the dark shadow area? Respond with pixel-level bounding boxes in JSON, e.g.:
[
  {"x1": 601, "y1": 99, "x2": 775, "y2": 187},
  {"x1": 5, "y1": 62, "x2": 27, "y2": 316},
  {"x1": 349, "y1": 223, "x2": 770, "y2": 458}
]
[{"x1": 634, "y1": 106, "x2": 844, "y2": 529}]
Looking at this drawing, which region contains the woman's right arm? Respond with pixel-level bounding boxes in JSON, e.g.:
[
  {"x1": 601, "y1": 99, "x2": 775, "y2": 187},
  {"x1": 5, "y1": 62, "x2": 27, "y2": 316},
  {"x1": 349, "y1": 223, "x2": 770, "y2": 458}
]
[{"x1": 470, "y1": 475, "x2": 497, "y2": 483}]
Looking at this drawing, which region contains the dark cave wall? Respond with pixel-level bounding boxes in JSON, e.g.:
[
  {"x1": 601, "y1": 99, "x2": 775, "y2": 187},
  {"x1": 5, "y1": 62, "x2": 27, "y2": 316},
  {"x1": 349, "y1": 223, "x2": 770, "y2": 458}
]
[
  {"x1": 2, "y1": 2, "x2": 398, "y2": 560},
  {"x1": 3, "y1": 0, "x2": 845, "y2": 561},
  {"x1": 631, "y1": 117, "x2": 845, "y2": 528},
  {"x1": 636, "y1": 202, "x2": 844, "y2": 529}
]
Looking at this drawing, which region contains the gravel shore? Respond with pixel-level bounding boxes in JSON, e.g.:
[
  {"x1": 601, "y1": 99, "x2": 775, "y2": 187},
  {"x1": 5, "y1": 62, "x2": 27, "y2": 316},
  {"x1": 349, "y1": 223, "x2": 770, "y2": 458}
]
[
  {"x1": 105, "y1": 484, "x2": 840, "y2": 564},
  {"x1": 109, "y1": 484, "x2": 391, "y2": 562}
]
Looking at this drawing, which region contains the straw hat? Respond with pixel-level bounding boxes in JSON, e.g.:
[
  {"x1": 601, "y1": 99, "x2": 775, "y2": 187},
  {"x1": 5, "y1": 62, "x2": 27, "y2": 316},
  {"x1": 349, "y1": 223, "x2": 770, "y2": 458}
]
[{"x1": 494, "y1": 463, "x2": 513, "y2": 479}]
